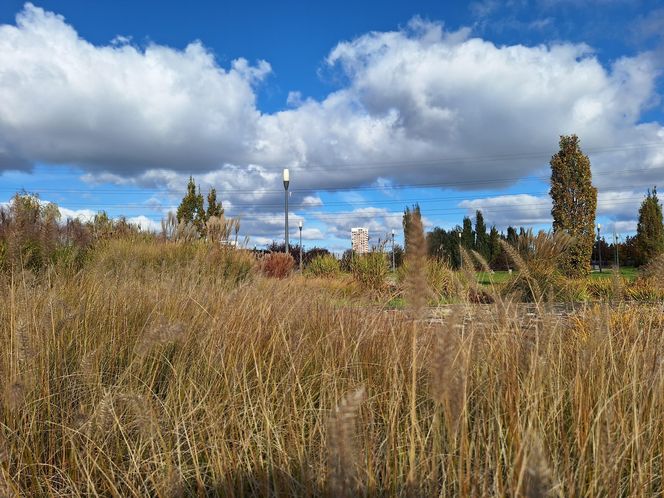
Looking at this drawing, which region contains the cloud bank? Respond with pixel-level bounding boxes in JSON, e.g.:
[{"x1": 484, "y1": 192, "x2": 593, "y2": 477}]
[{"x1": 1, "y1": 4, "x2": 663, "y2": 241}]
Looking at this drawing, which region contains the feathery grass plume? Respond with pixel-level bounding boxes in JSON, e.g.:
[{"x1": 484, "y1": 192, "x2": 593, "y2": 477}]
[
  {"x1": 3, "y1": 382, "x2": 26, "y2": 413},
  {"x1": 13, "y1": 318, "x2": 35, "y2": 367},
  {"x1": 0, "y1": 432, "x2": 7, "y2": 464},
  {"x1": 160, "y1": 467, "x2": 185, "y2": 498},
  {"x1": 327, "y1": 385, "x2": 366, "y2": 498},
  {"x1": 470, "y1": 249, "x2": 491, "y2": 274},
  {"x1": 522, "y1": 433, "x2": 554, "y2": 498},
  {"x1": 121, "y1": 393, "x2": 160, "y2": 436},
  {"x1": 90, "y1": 391, "x2": 115, "y2": 437},
  {"x1": 0, "y1": 468, "x2": 19, "y2": 498},
  {"x1": 135, "y1": 320, "x2": 186, "y2": 357},
  {"x1": 404, "y1": 213, "x2": 428, "y2": 316},
  {"x1": 79, "y1": 348, "x2": 98, "y2": 385},
  {"x1": 610, "y1": 267, "x2": 624, "y2": 303},
  {"x1": 429, "y1": 317, "x2": 468, "y2": 434}
]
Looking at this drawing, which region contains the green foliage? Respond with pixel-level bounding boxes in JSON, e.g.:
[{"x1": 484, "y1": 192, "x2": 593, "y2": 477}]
[
  {"x1": 306, "y1": 254, "x2": 341, "y2": 278},
  {"x1": 635, "y1": 187, "x2": 664, "y2": 266},
  {"x1": 550, "y1": 134, "x2": 597, "y2": 277},
  {"x1": 177, "y1": 178, "x2": 227, "y2": 238},
  {"x1": 501, "y1": 230, "x2": 575, "y2": 302},
  {"x1": 399, "y1": 258, "x2": 461, "y2": 302},
  {"x1": 206, "y1": 188, "x2": 224, "y2": 219},
  {"x1": 426, "y1": 226, "x2": 462, "y2": 268},
  {"x1": 474, "y1": 210, "x2": 489, "y2": 260},
  {"x1": 461, "y1": 216, "x2": 474, "y2": 251},
  {"x1": 176, "y1": 177, "x2": 202, "y2": 226},
  {"x1": 351, "y1": 251, "x2": 389, "y2": 292}
]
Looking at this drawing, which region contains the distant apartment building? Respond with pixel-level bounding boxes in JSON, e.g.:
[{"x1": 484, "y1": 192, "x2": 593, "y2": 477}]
[{"x1": 351, "y1": 227, "x2": 369, "y2": 254}]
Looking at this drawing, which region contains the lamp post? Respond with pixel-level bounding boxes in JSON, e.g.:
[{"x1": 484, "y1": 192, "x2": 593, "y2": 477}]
[
  {"x1": 597, "y1": 223, "x2": 602, "y2": 273},
  {"x1": 391, "y1": 229, "x2": 396, "y2": 272},
  {"x1": 614, "y1": 232, "x2": 619, "y2": 269},
  {"x1": 458, "y1": 231, "x2": 462, "y2": 269},
  {"x1": 283, "y1": 169, "x2": 289, "y2": 254},
  {"x1": 299, "y1": 220, "x2": 303, "y2": 272}
]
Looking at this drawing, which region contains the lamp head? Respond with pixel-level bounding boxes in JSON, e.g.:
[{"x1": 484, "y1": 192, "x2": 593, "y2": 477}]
[
  {"x1": 299, "y1": 220, "x2": 303, "y2": 229},
  {"x1": 597, "y1": 223, "x2": 601, "y2": 230},
  {"x1": 283, "y1": 168, "x2": 290, "y2": 189}
]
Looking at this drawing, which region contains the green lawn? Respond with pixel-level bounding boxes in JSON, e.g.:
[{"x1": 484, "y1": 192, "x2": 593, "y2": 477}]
[
  {"x1": 476, "y1": 271, "x2": 514, "y2": 285},
  {"x1": 589, "y1": 266, "x2": 638, "y2": 281},
  {"x1": 476, "y1": 267, "x2": 639, "y2": 285}
]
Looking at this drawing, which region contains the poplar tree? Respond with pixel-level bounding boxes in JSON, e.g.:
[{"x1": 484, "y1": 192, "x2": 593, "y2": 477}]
[
  {"x1": 635, "y1": 187, "x2": 664, "y2": 265},
  {"x1": 550, "y1": 134, "x2": 597, "y2": 277}
]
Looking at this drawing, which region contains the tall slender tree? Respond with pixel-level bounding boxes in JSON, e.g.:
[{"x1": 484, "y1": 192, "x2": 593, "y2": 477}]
[
  {"x1": 550, "y1": 134, "x2": 597, "y2": 277},
  {"x1": 461, "y1": 216, "x2": 474, "y2": 250},
  {"x1": 474, "y1": 210, "x2": 488, "y2": 259},
  {"x1": 635, "y1": 187, "x2": 664, "y2": 265}
]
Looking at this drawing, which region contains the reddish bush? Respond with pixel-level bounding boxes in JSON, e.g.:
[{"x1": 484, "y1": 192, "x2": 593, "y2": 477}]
[{"x1": 260, "y1": 252, "x2": 295, "y2": 279}]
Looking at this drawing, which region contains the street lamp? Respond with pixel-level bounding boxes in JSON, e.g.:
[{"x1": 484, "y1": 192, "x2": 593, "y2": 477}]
[
  {"x1": 283, "y1": 169, "x2": 289, "y2": 254},
  {"x1": 614, "y1": 232, "x2": 620, "y2": 269},
  {"x1": 299, "y1": 220, "x2": 303, "y2": 272},
  {"x1": 597, "y1": 223, "x2": 602, "y2": 273},
  {"x1": 458, "y1": 231, "x2": 462, "y2": 269},
  {"x1": 391, "y1": 229, "x2": 395, "y2": 272}
]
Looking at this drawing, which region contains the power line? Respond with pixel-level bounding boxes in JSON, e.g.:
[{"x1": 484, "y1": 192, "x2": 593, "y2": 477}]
[
  {"x1": 2, "y1": 162, "x2": 664, "y2": 196},
  {"x1": 14, "y1": 183, "x2": 651, "y2": 210}
]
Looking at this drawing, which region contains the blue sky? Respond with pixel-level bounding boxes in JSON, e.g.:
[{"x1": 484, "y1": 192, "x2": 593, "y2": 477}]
[{"x1": 1, "y1": 1, "x2": 663, "y2": 252}]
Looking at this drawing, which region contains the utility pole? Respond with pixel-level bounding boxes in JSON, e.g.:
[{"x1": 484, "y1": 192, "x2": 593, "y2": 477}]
[
  {"x1": 597, "y1": 223, "x2": 602, "y2": 273},
  {"x1": 283, "y1": 169, "x2": 289, "y2": 254},
  {"x1": 299, "y1": 220, "x2": 303, "y2": 272},
  {"x1": 391, "y1": 229, "x2": 395, "y2": 271}
]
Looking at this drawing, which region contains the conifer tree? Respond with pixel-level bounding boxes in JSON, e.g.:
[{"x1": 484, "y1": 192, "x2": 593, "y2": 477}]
[
  {"x1": 635, "y1": 187, "x2": 664, "y2": 265},
  {"x1": 461, "y1": 216, "x2": 474, "y2": 250},
  {"x1": 550, "y1": 134, "x2": 597, "y2": 277},
  {"x1": 474, "y1": 210, "x2": 488, "y2": 259},
  {"x1": 176, "y1": 177, "x2": 200, "y2": 226},
  {"x1": 488, "y1": 225, "x2": 501, "y2": 265},
  {"x1": 206, "y1": 188, "x2": 224, "y2": 219}
]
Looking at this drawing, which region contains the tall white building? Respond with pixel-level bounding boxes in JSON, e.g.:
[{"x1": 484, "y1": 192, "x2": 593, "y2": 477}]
[{"x1": 351, "y1": 227, "x2": 369, "y2": 254}]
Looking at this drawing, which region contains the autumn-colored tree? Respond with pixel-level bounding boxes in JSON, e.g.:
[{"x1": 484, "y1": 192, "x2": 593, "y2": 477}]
[
  {"x1": 635, "y1": 187, "x2": 664, "y2": 266},
  {"x1": 550, "y1": 135, "x2": 597, "y2": 277}
]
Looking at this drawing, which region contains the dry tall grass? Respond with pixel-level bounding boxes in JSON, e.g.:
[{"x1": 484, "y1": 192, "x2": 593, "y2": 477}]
[{"x1": 0, "y1": 240, "x2": 662, "y2": 496}]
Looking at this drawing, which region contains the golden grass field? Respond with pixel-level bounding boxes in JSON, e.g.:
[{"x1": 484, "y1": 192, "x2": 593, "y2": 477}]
[{"x1": 1, "y1": 235, "x2": 663, "y2": 497}]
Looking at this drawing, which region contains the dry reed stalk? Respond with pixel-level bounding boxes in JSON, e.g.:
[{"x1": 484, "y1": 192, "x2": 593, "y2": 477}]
[
  {"x1": 327, "y1": 385, "x2": 366, "y2": 498},
  {"x1": 404, "y1": 214, "x2": 428, "y2": 488},
  {"x1": 0, "y1": 433, "x2": 7, "y2": 466},
  {"x1": 2, "y1": 382, "x2": 25, "y2": 414},
  {"x1": 429, "y1": 316, "x2": 468, "y2": 435},
  {"x1": 404, "y1": 214, "x2": 428, "y2": 317},
  {"x1": 522, "y1": 433, "x2": 554, "y2": 498}
]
